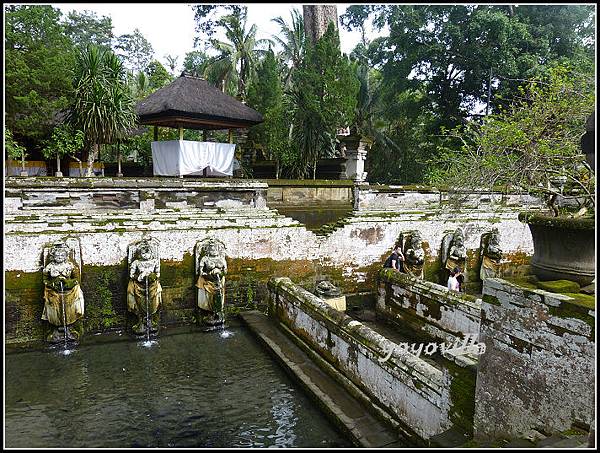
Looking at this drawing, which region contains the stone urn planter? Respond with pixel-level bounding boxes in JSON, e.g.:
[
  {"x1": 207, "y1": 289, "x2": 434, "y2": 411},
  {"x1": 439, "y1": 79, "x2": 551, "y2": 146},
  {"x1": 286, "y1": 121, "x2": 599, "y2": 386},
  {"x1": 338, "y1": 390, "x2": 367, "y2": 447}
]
[{"x1": 519, "y1": 212, "x2": 595, "y2": 286}]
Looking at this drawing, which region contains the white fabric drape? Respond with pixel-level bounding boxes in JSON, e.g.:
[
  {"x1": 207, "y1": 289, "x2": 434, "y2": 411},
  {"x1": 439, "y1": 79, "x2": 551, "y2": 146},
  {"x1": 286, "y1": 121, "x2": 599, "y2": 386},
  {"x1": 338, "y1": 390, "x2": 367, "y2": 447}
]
[{"x1": 151, "y1": 140, "x2": 236, "y2": 176}]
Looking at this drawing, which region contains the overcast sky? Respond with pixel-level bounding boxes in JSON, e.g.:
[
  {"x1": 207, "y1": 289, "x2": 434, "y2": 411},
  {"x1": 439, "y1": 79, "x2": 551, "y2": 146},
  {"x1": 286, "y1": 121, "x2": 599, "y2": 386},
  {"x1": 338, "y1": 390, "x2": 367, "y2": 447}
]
[{"x1": 52, "y1": 3, "x2": 385, "y2": 73}]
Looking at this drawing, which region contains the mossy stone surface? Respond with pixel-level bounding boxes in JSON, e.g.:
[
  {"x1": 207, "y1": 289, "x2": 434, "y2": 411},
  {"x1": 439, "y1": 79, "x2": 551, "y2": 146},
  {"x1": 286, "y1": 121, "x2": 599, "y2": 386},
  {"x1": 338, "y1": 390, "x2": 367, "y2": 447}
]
[{"x1": 536, "y1": 280, "x2": 581, "y2": 294}]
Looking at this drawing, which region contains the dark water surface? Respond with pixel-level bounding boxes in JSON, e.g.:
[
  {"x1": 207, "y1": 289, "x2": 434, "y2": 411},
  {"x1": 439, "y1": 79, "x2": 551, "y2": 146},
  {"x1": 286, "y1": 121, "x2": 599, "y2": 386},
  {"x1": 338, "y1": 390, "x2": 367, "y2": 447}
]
[{"x1": 5, "y1": 326, "x2": 351, "y2": 448}]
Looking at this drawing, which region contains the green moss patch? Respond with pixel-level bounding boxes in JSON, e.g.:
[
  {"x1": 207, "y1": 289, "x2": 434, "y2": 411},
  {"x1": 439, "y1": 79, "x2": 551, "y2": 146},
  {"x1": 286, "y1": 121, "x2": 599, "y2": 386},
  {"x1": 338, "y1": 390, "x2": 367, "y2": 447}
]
[
  {"x1": 561, "y1": 293, "x2": 595, "y2": 310},
  {"x1": 519, "y1": 212, "x2": 595, "y2": 230},
  {"x1": 536, "y1": 280, "x2": 581, "y2": 294}
]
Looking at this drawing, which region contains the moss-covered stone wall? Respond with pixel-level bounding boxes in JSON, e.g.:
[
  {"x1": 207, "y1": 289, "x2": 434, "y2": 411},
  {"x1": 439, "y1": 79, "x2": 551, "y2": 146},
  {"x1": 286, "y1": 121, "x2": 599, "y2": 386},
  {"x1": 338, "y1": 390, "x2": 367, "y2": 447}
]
[
  {"x1": 474, "y1": 278, "x2": 595, "y2": 442},
  {"x1": 267, "y1": 276, "x2": 455, "y2": 442}
]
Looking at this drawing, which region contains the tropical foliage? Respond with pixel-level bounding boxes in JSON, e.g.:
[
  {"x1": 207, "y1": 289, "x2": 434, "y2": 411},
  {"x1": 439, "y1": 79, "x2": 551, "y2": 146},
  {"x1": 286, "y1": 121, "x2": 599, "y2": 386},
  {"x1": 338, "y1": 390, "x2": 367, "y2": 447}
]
[
  {"x1": 428, "y1": 65, "x2": 595, "y2": 214},
  {"x1": 5, "y1": 128, "x2": 27, "y2": 162},
  {"x1": 67, "y1": 45, "x2": 137, "y2": 176},
  {"x1": 205, "y1": 8, "x2": 269, "y2": 99},
  {"x1": 290, "y1": 24, "x2": 359, "y2": 178}
]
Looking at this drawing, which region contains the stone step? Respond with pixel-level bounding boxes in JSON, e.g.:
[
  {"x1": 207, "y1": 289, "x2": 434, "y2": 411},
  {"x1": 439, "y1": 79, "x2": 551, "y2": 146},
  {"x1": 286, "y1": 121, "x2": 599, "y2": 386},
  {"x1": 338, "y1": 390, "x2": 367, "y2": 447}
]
[{"x1": 239, "y1": 310, "x2": 406, "y2": 448}]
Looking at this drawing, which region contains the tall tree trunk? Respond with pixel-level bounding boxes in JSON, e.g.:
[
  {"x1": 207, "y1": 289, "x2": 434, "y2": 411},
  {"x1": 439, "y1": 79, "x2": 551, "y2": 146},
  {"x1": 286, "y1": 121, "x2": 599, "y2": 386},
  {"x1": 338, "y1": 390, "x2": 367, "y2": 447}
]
[{"x1": 303, "y1": 5, "x2": 339, "y2": 45}]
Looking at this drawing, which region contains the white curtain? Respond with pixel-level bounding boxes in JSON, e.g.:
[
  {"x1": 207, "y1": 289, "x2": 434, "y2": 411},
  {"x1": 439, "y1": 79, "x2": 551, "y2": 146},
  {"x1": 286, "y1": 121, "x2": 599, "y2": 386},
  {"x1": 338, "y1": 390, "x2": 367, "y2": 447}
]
[{"x1": 151, "y1": 140, "x2": 236, "y2": 176}]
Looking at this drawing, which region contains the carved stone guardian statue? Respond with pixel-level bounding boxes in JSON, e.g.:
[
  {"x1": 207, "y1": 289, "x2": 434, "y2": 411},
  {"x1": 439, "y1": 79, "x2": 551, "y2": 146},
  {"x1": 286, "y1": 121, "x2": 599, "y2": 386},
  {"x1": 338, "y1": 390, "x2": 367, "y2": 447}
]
[
  {"x1": 315, "y1": 280, "x2": 346, "y2": 311},
  {"x1": 441, "y1": 227, "x2": 467, "y2": 289},
  {"x1": 127, "y1": 238, "x2": 162, "y2": 335},
  {"x1": 398, "y1": 231, "x2": 425, "y2": 279},
  {"x1": 42, "y1": 240, "x2": 85, "y2": 343},
  {"x1": 195, "y1": 238, "x2": 227, "y2": 326},
  {"x1": 480, "y1": 228, "x2": 503, "y2": 280}
]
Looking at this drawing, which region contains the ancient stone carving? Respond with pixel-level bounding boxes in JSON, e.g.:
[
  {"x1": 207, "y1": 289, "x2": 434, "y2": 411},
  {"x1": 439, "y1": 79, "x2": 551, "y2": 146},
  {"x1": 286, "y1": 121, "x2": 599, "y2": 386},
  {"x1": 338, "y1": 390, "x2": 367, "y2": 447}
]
[
  {"x1": 195, "y1": 238, "x2": 227, "y2": 326},
  {"x1": 480, "y1": 228, "x2": 503, "y2": 280},
  {"x1": 398, "y1": 231, "x2": 425, "y2": 279},
  {"x1": 127, "y1": 237, "x2": 162, "y2": 335},
  {"x1": 441, "y1": 227, "x2": 467, "y2": 288},
  {"x1": 315, "y1": 280, "x2": 341, "y2": 298},
  {"x1": 42, "y1": 239, "x2": 85, "y2": 343},
  {"x1": 315, "y1": 280, "x2": 346, "y2": 311}
]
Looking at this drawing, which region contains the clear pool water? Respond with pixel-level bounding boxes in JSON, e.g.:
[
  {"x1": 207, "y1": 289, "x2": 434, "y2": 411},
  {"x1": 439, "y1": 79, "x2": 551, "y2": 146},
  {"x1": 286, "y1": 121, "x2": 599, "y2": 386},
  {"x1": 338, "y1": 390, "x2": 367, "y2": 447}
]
[{"x1": 5, "y1": 325, "x2": 351, "y2": 448}]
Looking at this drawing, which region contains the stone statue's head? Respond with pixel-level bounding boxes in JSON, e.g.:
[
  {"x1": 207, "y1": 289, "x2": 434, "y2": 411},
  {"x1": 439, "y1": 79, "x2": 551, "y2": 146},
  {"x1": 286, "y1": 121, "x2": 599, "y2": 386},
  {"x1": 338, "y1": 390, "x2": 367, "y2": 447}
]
[
  {"x1": 138, "y1": 242, "x2": 154, "y2": 260},
  {"x1": 204, "y1": 238, "x2": 225, "y2": 257},
  {"x1": 490, "y1": 228, "x2": 500, "y2": 245},
  {"x1": 453, "y1": 228, "x2": 465, "y2": 246},
  {"x1": 410, "y1": 232, "x2": 423, "y2": 249},
  {"x1": 50, "y1": 242, "x2": 69, "y2": 264}
]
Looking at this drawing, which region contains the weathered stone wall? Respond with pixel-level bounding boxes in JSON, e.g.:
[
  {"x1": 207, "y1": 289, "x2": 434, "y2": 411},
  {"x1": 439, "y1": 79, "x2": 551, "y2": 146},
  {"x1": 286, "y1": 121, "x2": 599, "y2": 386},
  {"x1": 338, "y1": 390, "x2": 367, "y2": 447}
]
[
  {"x1": 5, "y1": 178, "x2": 541, "y2": 345},
  {"x1": 265, "y1": 180, "x2": 353, "y2": 207},
  {"x1": 377, "y1": 269, "x2": 482, "y2": 344},
  {"x1": 474, "y1": 278, "x2": 595, "y2": 441},
  {"x1": 268, "y1": 276, "x2": 454, "y2": 442}
]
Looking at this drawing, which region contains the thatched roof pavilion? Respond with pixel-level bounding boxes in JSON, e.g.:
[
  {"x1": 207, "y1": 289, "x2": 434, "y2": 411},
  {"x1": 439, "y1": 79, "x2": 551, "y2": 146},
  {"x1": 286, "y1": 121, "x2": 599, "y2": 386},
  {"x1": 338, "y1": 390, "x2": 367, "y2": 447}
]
[
  {"x1": 135, "y1": 75, "x2": 263, "y2": 177},
  {"x1": 136, "y1": 74, "x2": 263, "y2": 130}
]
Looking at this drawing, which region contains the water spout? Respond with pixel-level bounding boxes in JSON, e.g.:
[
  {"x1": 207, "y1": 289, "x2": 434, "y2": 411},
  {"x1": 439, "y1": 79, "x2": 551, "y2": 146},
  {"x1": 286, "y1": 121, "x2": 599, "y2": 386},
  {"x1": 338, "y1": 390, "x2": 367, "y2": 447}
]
[
  {"x1": 145, "y1": 276, "x2": 150, "y2": 343},
  {"x1": 59, "y1": 280, "x2": 67, "y2": 349}
]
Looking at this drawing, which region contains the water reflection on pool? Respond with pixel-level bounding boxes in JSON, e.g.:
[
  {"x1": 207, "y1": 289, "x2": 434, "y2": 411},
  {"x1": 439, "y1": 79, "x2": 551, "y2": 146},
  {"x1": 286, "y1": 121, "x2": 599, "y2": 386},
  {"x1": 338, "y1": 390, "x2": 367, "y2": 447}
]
[{"x1": 5, "y1": 326, "x2": 351, "y2": 448}]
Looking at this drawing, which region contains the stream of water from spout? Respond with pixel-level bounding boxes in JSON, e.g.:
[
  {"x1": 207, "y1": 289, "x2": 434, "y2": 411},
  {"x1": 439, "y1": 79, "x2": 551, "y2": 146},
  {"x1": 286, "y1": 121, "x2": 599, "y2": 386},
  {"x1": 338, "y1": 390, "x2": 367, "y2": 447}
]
[
  {"x1": 145, "y1": 276, "x2": 150, "y2": 343},
  {"x1": 59, "y1": 280, "x2": 67, "y2": 349}
]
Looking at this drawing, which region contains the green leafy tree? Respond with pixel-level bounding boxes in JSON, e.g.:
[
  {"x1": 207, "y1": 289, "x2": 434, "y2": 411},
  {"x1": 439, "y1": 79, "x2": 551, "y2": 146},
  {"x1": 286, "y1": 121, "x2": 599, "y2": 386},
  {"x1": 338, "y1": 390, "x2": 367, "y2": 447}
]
[
  {"x1": 191, "y1": 4, "x2": 245, "y2": 47},
  {"x1": 67, "y1": 45, "x2": 137, "y2": 176},
  {"x1": 115, "y1": 28, "x2": 154, "y2": 73},
  {"x1": 5, "y1": 5, "x2": 75, "y2": 150},
  {"x1": 246, "y1": 50, "x2": 294, "y2": 178},
  {"x1": 5, "y1": 128, "x2": 28, "y2": 173},
  {"x1": 182, "y1": 50, "x2": 210, "y2": 77},
  {"x1": 428, "y1": 66, "x2": 595, "y2": 215},
  {"x1": 146, "y1": 60, "x2": 173, "y2": 91},
  {"x1": 63, "y1": 10, "x2": 113, "y2": 50},
  {"x1": 340, "y1": 4, "x2": 595, "y2": 184},
  {"x1": 291, "y1": 24, "x2": 359, "y2": 178},
  {"x1": 42, "y1": 124, "x2": 85, "y2": 176}
]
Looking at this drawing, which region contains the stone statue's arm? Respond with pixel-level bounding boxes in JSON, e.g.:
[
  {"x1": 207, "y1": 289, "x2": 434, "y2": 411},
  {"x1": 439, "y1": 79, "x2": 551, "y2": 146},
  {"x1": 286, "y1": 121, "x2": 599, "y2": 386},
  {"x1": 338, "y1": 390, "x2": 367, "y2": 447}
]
[
  {"x1": 130, "y1": 261, "x2": 138, "y2": 279},
  {"x1": 72, "y1": 264, "x2": 81, "y2": 282},
  {"x1": 450, "y1": 245, "x2": 466, "y2": 260},
  {"x1": 413, "y1": 248, "x2": 425, "y2": 264}
]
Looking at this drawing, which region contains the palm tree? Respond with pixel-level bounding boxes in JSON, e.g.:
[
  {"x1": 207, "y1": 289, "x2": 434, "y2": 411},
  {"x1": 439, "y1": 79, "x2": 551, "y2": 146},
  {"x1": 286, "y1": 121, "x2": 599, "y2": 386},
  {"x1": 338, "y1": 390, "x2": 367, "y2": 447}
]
[
  {"x1": 271, "y1": 8, "x2": 304, "y2": 88},
  {"x1": 206, "y1": 8, "x2": 270, "y2": 99},
  {"x1": 165, "y1": 54, "x2": 178, "y2": 76},
  {"x1": 67, "y1": 45, "x2": 137, "y2": 177}
]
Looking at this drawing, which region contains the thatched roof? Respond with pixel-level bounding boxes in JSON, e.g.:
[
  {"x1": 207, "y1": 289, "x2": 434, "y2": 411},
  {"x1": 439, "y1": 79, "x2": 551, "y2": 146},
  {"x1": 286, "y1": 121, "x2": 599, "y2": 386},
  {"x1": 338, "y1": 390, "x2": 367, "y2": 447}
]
[{"x1": 136, "y1": 75, "x2": 263, "y2": 130}]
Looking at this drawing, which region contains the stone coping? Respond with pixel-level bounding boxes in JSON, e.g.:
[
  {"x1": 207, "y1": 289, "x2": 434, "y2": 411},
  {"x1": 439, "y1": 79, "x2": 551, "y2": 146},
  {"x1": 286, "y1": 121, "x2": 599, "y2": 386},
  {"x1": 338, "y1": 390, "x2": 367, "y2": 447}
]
[
  {"x1": 378, "y1": 269, "x2": 481, "y2": 308},
  {"x1": 5, "y1": 176, "x2": 268, "y2": 190},
  {"x1": 518, "y1": 211, "x2": 595, "y2": 230},
  {"x1": 268, "y1": 276, "x2": 445, "y2": 389}
]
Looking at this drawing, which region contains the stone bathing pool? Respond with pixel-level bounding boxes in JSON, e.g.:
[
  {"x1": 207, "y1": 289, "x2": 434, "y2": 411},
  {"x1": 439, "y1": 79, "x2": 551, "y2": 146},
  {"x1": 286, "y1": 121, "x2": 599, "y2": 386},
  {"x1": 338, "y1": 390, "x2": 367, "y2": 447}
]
[{"x1": 4, "y1": 323, "x2": 351, "y2": 448}]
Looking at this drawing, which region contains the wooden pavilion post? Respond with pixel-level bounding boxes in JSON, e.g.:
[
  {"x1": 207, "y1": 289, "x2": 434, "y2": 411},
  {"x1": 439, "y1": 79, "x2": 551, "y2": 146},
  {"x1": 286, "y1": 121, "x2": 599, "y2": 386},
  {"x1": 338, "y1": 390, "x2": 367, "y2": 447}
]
[
  {"x1": 228, "y1": 129, "x2": 233, "y2": 144},
  {"x1": 154, "y1": 126, "x2": 159, "y2": 141}
]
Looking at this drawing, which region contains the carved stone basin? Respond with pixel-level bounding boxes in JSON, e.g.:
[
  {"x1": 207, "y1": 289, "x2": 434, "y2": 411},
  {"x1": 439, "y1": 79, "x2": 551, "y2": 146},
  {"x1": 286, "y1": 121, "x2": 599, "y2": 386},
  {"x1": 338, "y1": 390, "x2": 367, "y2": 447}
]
[{"x1": 522, "y1": 213, "x2": 595, "y2": 286}]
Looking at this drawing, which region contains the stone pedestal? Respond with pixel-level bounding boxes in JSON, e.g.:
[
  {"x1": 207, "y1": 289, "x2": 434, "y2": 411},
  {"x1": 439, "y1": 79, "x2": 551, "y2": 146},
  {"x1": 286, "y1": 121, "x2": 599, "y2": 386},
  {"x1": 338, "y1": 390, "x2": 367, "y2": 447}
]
[
  {"x1": 322, "y1": 295, "x2": 346, "y2": 311},
  {"x1": 19, "y1": 171, "x2": 28, "y2": 177},
  {"x1": 55, "y1": 171, "x2": 63, "y2": 178},
  {"x1": 341, "y1": 133, "x2": 371, "y2": 183}
]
